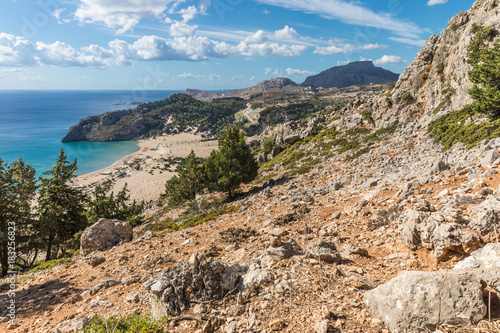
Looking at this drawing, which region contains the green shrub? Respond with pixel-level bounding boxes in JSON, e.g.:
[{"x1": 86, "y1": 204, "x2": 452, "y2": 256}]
[
  {"x1": 346, "y1": 147, "x2": 372, "y2": 161},
  {"x1": 401, "y1": 92, "x2": 413, "y2": 101},
  {"x1": 29, "y1": 258, "x2": 73, "y2": 273},
  {"x1": 80, "y1": 314, "x2": 166, "y2": 333},
  {"x1": 432, "y1": 101, "x2": 448, "y2": 115},
  {"x1": 364, "y1": 125, "x2": 397, "y2": 142},
  {"x1": 436, "y1": 63, "x2": 445, "y2": 75},
  {"x1": 360, "y1": 110, "x2": 373, "y2": 121},
  {"x1": 450, "y1": 23, "x2": 459, "y2": 32}
]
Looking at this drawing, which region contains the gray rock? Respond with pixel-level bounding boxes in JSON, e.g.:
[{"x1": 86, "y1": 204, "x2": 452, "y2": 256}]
[
  {"x1": 428, "y1": 159, "x2": 450, "y2": 175},
  {"x1": 85, "y1": 256, "x2": 105, "y2": 267},
  {"x1": 339, "y1": 244, "x2": 369, "y2": 258},
  {"x1": 144, "y1": 259, "x2": 245, "y2": 319},
  {"x1": 364, "y1": 270, "x2": 486, "y2": 332},
  {"x1": 480, "y1": 149, "x2": 500, "y2": 167},
  {"x1": 80, "y1": 218, "x2": 133, "y2": 256},
  {"x1": 90, "y1": 279, "x2": 121, "y2": 295},
  {"x1": 304, "y1": 239, "x2": 341, "y2": 263},
  {"x1": 240, "y1": 263, "x2": 274, "y2": 291},
  {"x1": 399, "y1": 210, "x2": 480, "y2": 260},
  {"x1": 469, "y1": 195, "x2": 500, "y2": 235},
  {"x1": 332, "y1": 182, "x2": 343, "y2": 190}
]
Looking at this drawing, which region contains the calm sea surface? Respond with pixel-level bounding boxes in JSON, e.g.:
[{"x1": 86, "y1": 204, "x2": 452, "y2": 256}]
[{"x1": 0, "y1": 90, "x2": 178, "y2": 176}]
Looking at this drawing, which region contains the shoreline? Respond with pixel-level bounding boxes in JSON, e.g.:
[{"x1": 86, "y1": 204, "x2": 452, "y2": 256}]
[{"x1": 70, "y1": 132, "x2": 219, "y2": 202}]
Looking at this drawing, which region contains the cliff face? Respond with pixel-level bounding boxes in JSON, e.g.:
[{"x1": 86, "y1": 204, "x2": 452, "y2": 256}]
[
  {"x1": 343, "y1": 0, "x2": 500, "y2": 128},
  {"x1": 300, "y1": 61, "x2": 399, "y2": 89}
]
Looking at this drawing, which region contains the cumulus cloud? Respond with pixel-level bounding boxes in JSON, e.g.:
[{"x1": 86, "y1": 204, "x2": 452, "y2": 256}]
[
  {"x1": 170, "y1": 21, "x2": 198, "y2": 37},
  {"x1": 427, "y1": 0, "x2": 447, "y2": 5},
  {"x1": 314, "y1": 43, "x2": 386, "y2": 55},
  {"x1": 373, "y1": 55, "x2": 407, "y2": 66},
  {"x1": 0, "y1": 33, "x2": 308, "y2": 68},
  {"x1": 244, "y1": 30, "x2": 268, "y2": 44},
  {"x1": 74, "y1": 0, "x2": 177, "y2": 33},
  {"x1": 273, "y1": 25, "x2": 299, "y2": 40}
]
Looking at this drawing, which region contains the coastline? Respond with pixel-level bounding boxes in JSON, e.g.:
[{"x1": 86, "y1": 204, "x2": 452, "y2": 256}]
[{"x1": 70, "y1": 132, "x2": 219, "y2": 202}]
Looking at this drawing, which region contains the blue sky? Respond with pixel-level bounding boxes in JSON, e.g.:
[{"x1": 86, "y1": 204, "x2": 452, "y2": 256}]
[{"x1": 0, "y1": 0, "x2": 473, "y2": 90}]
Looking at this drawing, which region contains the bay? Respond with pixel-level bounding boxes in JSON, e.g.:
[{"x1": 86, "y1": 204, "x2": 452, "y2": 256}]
[{"x1": 0, "y1": 90, "x2": 179, "y2": 176}]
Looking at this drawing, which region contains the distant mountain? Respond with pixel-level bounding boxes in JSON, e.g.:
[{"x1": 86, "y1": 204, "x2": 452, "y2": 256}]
[
  {"x1": 300, "y1": 61, "x2": 399, "y2": 89},
  {"x1": 185, "y1": 77, "x2": 304, "y2": 101}
]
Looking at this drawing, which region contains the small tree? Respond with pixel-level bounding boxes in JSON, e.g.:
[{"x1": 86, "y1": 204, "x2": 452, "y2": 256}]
[
  {"x1": 36, "y1": 149, "x2": 87, "y2": 261},
  {"x1": 0, "y1": 158, "x2": 37, "y2": 276},
  {"x1": 86, "y1": 183, "x2": 144, "y2": 225},
  {"x1": 204, "y1": 126, "x2": 259, "y2": 198},
  {"x1": 164, "y1": 151, "x2": 205, "y2": 206},
  {"x1": 262, "y1": 136, "x2": 275, "y2": 161}
]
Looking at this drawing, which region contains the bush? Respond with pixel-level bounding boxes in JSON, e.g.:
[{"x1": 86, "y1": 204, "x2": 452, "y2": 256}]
[
  {"x1": 80, "y1": 314, "x2": 166, "y2": 333},
  {"x1": 436, "y1": 63, "x2": 445, "y2": 75},
  {"x1": 402, "y1": 92, "x2": 413, "y2": 101},
  {"x1": 29, "y1": 258, "x2": 73, "y2": 273},
  {"x1": 420, "y1": 72, "x2": 429, "y2": 81}
]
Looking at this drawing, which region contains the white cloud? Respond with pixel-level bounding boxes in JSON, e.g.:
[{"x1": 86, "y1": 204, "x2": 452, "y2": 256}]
[
  {"x1": 337, "y1": 60, "x2": 350, "y2": 66},
  {"x1": 373, "y1": 55, "x2": 407, "y2": 66},
  {"x1": 264, "y1": 10, "x2": 271, "y2": 14},
  {"x1": 253, "y1": 0, "x2": 423, "y2": 37},
  {"x1": 0, "y1": 33, "x2": 37, "y2": 66},
  {"x1": 244, "y1": 30, "x2": 268, "y2": 43},
  {"x1": 179, "y1": 5, "x2": 199, "y2": 22},
  {"x1": 0, "y1": 33, "x2": 307, "y2": 68},
  {"x1": 273, "y1": 25, "x2": 299, "y2": 40},
  {"x1": 169, "y1": 21, "x2": 198, "y2": 37},
  {"x1": 74, "y1": 0, "x2": 177, "y2": 33},
  {"x1": 388, "y1": 37, "x2": 426, "y2": 47},
  {"x1": 427, "y1": 0, "x2": 447, "y2": 5},
  {"x1": 265, "y1": 67, "x2": 315, "y2": 76},
  {"x1": 285, "y1": 68, "x2": 315, "y2": 75},
  {"x1": 314, "y1": 43, "x2": 386, "y2": 55},
  {"x1": 176, "y1": 72, "x2": 222, "y2": 80}
]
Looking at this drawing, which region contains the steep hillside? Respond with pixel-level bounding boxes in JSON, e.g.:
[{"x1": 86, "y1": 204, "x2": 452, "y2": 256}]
[
  {"x1": 344, "y1": 0, "x2": 500, "y2": 128},
  {"x1": 62, "y1": 93, "x2": 245, "y2": 142},
  {"x1": 300, "y1": 61, "x2": 399, "y2": 89}
]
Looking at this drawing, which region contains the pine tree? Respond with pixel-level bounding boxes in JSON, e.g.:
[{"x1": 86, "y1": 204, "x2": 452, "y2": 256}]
[
  {"x1": 0, "y1": 157, "x2": 37, "y2": 276},
  {"x1": 204, "y1": 126, "x2": 258, "y2": 198},
  {"x1": 467, "y1": 24, "x2": 500, "y2": 119},
  {"x1": 87, "y1": 183, "x2": 144, "y2": 224},
  {"x1": 164, "y1": 151, "x2": 205, "y2": 206},
  {"x1": 36, "y1": 149, "x2": 87, "y2": 261}
]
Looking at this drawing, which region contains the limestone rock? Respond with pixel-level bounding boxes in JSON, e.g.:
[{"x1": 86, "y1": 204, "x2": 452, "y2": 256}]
[
  {"x1": 304, "y1": 239, "x2": 341, "y2": 263},
  {"x1": 80, "y1": 218, "x2": 133, "y2": 256},
  {"x1": 469, "y1": 195, "x2": 500, "y2": 235},
  {"x1": 364, "y1": 270, "x2": 486, "y2": 332},
  {"x1": 144, "y1": 259, "x2": 245, "y2": 319},
  {"x1": 241, "y1": 263, "x2": 274, "y2": 291}
]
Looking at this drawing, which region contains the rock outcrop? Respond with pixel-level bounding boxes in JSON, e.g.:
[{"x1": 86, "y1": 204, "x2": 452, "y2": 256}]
[
  {"x1": 80, "y1": 218, "x2": 133, "y2": 256},
  {"x1": 143, "y1": 257, "x2": 245, "y2": 319},
  {"x1": 301, "y1": 61, "x2": 399, "y2": 89},
  {"x1": 340, "y1": 0, "x2": 500, "y2": 128}
]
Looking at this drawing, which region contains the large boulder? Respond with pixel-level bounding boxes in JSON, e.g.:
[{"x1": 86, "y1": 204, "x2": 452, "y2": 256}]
[
  {"x1": 144, "y1": 258, "x2": 245, "y2": 319},
  {"x1": 80, "y1": 218, "x2": 133, "y2": 256},
  {"x1": 364, "y1": 270, "x2": 486, "y2": 332},
  {"x1": 469, "y1": 195, "x2": 500, "y2": 236},
  {"x1": 398, "y1": 209, "x2": 480, "y2": 261}
]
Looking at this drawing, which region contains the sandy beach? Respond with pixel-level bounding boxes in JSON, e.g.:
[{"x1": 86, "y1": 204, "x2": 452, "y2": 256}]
[{"x1": 71, "y1": 132, "x2": 219, "y2": 202}]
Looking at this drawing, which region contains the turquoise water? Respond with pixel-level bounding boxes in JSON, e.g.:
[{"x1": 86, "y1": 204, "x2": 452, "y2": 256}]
[{"x1": 0, "y1": 90, "x2": 178, "y2": 176}]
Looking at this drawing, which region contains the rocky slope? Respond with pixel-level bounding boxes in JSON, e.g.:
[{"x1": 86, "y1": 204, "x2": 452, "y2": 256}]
[
  {"x1": 185, "y1": 78, "x2": 304, "y2": 102},
  {"x1": 344, "y1": 0, "x2": 500, "y2": 129},
  {"x1": 4, "y1": 1, "x2": 500, "y2": 332},
  {"x1": 300, "y1": 61, "x2": 399, "y2": 89}
]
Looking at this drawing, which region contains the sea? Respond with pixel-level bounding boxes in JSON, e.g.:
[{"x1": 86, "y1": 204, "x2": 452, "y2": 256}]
[{"x1": 0, "y1": 90, "x2": 179, "y2": 177}]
